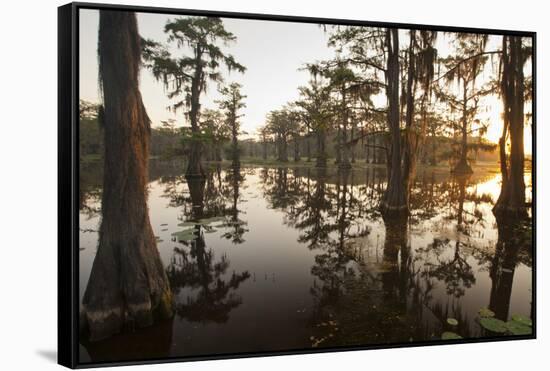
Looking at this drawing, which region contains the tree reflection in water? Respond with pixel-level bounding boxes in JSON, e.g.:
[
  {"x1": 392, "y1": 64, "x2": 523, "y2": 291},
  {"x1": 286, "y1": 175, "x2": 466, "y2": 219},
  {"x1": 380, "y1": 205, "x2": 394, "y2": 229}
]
[
  {"x1": 220, "y1": 166, "x2": 249, "y2": 244},
  {"x1": 488, "y1": 216, "x2": 532, "y2": 321},
  {"x1": 258, "y1": 166, "x2": 532, "y2": 346},
  {"x1": 165, "y1": 168, "x2": 250, "y2": 324},
  {"x1": 79, "y1": 162, "x2": 532, "y2": 357}
]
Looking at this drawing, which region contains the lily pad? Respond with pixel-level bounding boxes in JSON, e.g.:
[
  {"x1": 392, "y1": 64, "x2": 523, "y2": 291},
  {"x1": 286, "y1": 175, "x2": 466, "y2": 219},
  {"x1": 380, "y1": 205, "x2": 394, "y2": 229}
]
[
  {"x1": 171, "y1": 228, "x2": 197, "y2": 241},
  {"x1": 510, "y1": 314, "x2": 532, "y2": 327},
  {"x1": 447, "y1": 318, "x2": 458, "y2": 326},
  {"x1": 479, "y1": 317, "x2": 507, "y2": 333},
  {"x1": 478, "y1": 307, "x2": 495, "y2": 318},
  {"x1": 505, "y1": 320, "x2": 532, "y2": 335},
  {"x1": 177, "y1": 221, "x2": 196, "y2": 227},
  {"x1": 198, "y1": 216, "x2": 226, "y2": 225},
  {"x1": 441, "y1": 332, "x2": 463, "y2": 340}
]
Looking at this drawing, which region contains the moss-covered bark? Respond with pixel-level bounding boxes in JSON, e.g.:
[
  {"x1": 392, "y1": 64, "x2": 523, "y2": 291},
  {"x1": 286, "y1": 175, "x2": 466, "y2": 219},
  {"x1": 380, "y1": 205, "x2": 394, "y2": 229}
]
[{"x1": 82, "y1": 10, "x2": 173, "y2": 342}]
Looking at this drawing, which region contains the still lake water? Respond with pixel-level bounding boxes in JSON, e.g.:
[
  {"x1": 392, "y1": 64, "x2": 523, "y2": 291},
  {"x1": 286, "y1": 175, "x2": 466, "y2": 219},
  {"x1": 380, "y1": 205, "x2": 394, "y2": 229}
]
[{"x1": 78, "y1": 160, "x2": 533, "y2": 363}]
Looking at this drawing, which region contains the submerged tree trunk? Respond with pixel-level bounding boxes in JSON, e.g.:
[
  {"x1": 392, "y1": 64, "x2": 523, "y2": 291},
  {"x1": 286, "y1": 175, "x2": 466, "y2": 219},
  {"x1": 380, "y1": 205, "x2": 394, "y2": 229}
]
[
  {"x1": 82, "y1": 11, "x2": 173, "y2": 341},
  {"x1": 381, "y1": 29, "x2": 407, "y2": 214},
  {"x1": 187, "y1": 141, "x2": 204, "y2": 177},
  {"x1": 494, "y1": 36, "x2": 527, "y2": 218}
]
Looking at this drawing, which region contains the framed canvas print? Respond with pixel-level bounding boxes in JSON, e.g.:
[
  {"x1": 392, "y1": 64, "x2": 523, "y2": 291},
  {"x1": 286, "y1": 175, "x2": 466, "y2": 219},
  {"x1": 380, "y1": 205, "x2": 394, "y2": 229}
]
[{"x1": 58, "y1": 2, "x2": 536, "y2": 368}]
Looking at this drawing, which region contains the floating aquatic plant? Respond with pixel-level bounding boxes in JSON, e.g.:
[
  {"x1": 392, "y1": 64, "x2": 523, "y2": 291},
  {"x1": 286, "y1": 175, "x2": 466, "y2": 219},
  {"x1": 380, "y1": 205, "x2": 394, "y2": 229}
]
[
  {"x1": 447, "y1": 318, "x2": 458, "y2": 326},
  {"x1": 479, "y1": 317, "x2": 507, "y2": 333}
]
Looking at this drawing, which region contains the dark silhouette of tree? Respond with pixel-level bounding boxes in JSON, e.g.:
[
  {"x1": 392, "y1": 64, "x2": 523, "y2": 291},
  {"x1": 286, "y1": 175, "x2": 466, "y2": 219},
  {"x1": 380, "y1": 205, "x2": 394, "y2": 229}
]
[
  {"x1": 167, "y1": 173, "x2": 250, "y2": 322},
  {"x1": 266, "y1": 108, "x2": 299, "y2": 162},
  {"x1": 82, "y1": 11, "x2": 173, "y2": 341},
  {"x1": 436, "y1": 34, "x2": 494, "y2": 175},
  {"x1": 423, "y1": 238, "x2": 475, "y2": 298},
  {"x1": 493, "y1": 36, "x2": 531, "y2": 218},
  {"x1": 142, "y1": 17, "x2": 245, "y2": 177},
  {"x1": 221, "y1": 167, "x2": 249, "y2": 244},
  {"x1": 257, "y1": 125, "x2": 271, "y2": 160},
  {"x1": 200, "y1": 109, "x2": 230, "y2": 161},
  {"x1": 217, "y1": 82, "x2": 247, "y2": 167},
  {"x1": 381, "y1": 28, "x2": 406, "y2": 213},
  {"x1": 488, "y1": 216, "x2": 532, "y2": 321}
]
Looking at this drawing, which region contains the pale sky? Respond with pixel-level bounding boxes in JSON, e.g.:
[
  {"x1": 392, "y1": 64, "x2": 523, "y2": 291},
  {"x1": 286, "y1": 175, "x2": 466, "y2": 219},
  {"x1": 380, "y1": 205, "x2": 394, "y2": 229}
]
[
  {"x1": 79, "y1": 9, "x2": 532, "y2": 153},
  {"x1": 79, "y1": 9, "x2": 334, "y2": 137}
]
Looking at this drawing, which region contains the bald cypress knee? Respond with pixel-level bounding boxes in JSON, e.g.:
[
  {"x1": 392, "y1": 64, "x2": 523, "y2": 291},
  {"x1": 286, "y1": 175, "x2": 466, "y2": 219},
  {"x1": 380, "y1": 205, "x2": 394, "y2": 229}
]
[{"x1": 82, "y1": 10, "x2": 173, "y2": 341}]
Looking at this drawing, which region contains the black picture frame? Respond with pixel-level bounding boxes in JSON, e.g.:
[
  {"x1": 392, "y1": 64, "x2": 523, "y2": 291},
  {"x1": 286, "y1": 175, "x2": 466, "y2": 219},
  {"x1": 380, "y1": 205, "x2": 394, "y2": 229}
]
[{"x1": 58, "y1": 2, "x2": 537, "y2": 368}]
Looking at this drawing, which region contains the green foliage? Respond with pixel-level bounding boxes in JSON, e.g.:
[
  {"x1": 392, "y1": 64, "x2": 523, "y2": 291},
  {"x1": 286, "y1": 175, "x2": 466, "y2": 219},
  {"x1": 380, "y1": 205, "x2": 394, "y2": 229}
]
[
  {"x1": 440, "y1": 307, "x2": 532, "y2": 340},
  {"x1": 296, "y1": 75, "x2": 333, "y2": 132},
  {"x1": 142, "y1": 16, "x2": 245, "y2": 121},
  {"x1": 216, "y1": 82, "x2": 247, "y2": 158},
  {"x1": 171, "y1": 228, "x2": 197, "y2": 241},
  {"x1": 510, "y1": 314, "x2": 532, "y2": 327},
  {"x1": 505, "y1": 320, "x2": 531, "y2": 335},
  {"x1": 79, "y1": 100, "x2": 104, "y2": 158},
  {"x1": 479, "y1": 317, "x2": 507, "y2": 333},
  {"x1": 266, "y1": 107, "x2": 302, "y2": 141},
  {"x1": 441, "y1": 331, "x2": 463, "y2": 340}
]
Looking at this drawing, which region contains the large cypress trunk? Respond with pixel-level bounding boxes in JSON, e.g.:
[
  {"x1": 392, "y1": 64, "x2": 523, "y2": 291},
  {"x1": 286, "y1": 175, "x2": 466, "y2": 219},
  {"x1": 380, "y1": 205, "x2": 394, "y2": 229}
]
[
  {"x1": 494, "y1": 36, "x2": 527, "y2": 218},
  {"x1": 82, "y1": 11, "x2": 173, "y2": 341},
  {"x1": 381, "y1": 29, "x2": 407, "y2": 214},
  {"x1": 186, "y1": 141, "x2": 204, "y2": 177}
]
